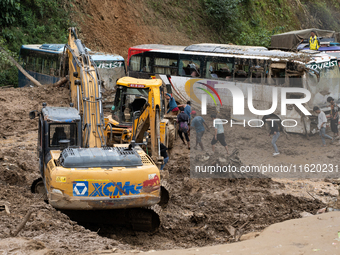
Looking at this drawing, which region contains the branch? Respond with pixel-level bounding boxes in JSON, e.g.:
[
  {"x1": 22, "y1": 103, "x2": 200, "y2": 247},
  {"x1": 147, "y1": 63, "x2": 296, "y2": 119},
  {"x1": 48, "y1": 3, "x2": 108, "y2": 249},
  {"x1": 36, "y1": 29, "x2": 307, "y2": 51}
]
[
  {"x1": 10, "y1": 209, "x2": 34, "y2": 237},
  {"x1": 0, "y1": 46, "x2": 43, "y2": 87}
]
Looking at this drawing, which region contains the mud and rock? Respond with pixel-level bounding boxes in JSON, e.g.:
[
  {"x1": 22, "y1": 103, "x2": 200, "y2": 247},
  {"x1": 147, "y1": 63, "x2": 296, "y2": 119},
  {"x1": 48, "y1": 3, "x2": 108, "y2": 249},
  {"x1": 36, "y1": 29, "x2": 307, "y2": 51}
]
[{"x1": 0, "y1": 85, "x2": 339, "y2": 254}]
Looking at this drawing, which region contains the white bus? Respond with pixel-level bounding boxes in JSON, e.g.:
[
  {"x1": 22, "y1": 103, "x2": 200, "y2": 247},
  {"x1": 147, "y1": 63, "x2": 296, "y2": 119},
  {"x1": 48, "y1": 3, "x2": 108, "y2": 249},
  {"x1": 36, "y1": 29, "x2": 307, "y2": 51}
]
[{"x1": 127, "y1": 43, "x2": 340, "y2": 135}]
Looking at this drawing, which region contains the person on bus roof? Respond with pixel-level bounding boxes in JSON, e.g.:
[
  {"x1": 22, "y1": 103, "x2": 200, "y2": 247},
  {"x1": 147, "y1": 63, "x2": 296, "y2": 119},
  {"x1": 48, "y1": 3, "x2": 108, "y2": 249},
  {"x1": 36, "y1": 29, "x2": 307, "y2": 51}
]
[
  {"x1": 309, "y1": 31, "x2": 320, "y2": 51},
  {"x1": 165, "y1": 93, "x2": 179, "y2": 115}
]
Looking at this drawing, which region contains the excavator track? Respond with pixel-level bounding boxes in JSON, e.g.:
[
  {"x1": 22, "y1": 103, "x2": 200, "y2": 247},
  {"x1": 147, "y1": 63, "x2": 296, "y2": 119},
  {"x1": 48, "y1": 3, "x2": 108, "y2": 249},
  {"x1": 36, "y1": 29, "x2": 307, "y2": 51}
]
[
  {"x1": 31, "y1": 178, "x2": 168, "y2": 232},
  {"x1": 159, "y1": 179, "x2": 171, "y2": 208},
  {"x1": 31, "y1": 177, "x2": 48, "y2": 201},
  {"x1": 129, "y1": 204, "x2": 162, "y2": 231},
  {"x1": 59, "y1": 205, "x2": 163, "y2": 232}
]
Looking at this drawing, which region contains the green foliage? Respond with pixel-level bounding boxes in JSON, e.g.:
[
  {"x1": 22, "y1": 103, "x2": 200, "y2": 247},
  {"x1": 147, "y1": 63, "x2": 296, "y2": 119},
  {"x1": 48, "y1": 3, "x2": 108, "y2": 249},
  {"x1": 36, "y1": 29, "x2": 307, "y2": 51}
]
[
  {"x1": 0, "y1": 37, "x2": 18, "y2": 86},
  {"x1": 0, "y1": 0, "x2": 75, "y2": 86},
  {"x1": 0, "y1": 0, "x2": 21, "y2": 25},
  {"x1": 200, "y1": 0, "x2": 290, "y2": 47},
  {"x1": 202, "y1": 0, "x2": 241, "y2": 31},
  {"x1": 238, "y1": 26, "x2": 284, "y2": 47}
]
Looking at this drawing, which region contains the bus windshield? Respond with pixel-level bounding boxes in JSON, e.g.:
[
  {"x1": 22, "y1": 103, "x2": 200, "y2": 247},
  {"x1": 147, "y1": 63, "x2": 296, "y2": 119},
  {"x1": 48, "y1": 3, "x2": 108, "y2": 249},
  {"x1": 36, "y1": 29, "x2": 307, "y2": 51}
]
[
  {"x1": 94, "y1": 60, "x2": 126, "y2": 90},
  {"x1": 307, "y1": 64, "x2": 340, "y2": 108}
]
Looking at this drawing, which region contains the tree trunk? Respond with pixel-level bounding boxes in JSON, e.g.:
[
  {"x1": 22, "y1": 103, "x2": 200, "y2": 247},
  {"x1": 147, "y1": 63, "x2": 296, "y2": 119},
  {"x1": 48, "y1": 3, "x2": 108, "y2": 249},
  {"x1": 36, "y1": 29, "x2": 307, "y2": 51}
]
[{"x1": 0, "y1": 46, "x2": 43, "y2": 87}]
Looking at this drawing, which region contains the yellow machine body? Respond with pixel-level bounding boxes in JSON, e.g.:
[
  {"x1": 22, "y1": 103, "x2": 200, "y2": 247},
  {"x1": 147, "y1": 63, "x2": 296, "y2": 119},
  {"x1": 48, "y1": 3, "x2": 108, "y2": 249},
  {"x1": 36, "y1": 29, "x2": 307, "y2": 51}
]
[{"x1": 44, "y1": 145, "x2": 160, "y2": 210}]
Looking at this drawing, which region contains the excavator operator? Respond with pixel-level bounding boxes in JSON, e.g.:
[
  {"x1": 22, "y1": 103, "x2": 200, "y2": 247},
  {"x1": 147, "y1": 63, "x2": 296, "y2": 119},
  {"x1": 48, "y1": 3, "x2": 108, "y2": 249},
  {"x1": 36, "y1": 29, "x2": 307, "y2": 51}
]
[{"x1": 129, "y1": 95, "x2": 147, "y2": 114}]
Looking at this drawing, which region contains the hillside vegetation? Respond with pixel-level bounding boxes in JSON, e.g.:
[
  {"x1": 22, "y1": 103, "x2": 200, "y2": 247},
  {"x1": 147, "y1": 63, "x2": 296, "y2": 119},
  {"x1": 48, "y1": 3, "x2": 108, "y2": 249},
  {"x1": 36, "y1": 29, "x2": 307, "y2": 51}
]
[{"x1": 1, "y1": 0, "x2": 340, "y2": 86}]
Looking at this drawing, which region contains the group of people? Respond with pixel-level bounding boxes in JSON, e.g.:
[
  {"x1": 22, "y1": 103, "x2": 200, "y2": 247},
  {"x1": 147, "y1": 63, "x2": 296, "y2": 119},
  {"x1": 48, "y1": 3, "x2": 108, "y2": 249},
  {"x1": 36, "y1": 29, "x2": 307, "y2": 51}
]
[
  {"x1": 160, "y1": 94, "x2": 231, "y2": 170},
  {"x1": 268, "y1": 96, "x2": 339, "y2": 157}
]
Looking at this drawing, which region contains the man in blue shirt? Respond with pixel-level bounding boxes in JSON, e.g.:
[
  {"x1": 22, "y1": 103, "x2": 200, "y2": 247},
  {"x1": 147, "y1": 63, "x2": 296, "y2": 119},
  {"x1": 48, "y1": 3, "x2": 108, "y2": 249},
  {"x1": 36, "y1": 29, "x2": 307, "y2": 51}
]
[
  {"x1": 190, "y1": 111, "x2": 209, "y2": 150},
  {"x1": 178, "y1": 101, "x2": 191, "y2": 122},
  {"x1": 165, "y1": 93, "x2": 179, "y2": 115}
]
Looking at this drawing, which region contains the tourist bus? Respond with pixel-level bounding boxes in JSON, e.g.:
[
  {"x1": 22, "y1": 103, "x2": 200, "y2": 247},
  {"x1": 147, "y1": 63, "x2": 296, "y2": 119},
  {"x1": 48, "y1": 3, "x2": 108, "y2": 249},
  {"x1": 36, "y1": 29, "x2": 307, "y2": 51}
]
[
  {"x1": 126, "y1": 43, "x2": 340, "y2": 135},
  {"x1": 18, "y1": 44, "x2": 126, "y2": 89}
]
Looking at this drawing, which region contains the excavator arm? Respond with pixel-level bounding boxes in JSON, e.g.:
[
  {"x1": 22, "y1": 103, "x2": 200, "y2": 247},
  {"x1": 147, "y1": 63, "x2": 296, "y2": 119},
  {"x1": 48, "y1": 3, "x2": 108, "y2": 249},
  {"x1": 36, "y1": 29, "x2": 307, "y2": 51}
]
[
  {"x1": 131, "y1": 84, "x2": 163, "y2": 166},
  {"x1": 66, "y1": 27, "x2": 106, "y2": 148}
]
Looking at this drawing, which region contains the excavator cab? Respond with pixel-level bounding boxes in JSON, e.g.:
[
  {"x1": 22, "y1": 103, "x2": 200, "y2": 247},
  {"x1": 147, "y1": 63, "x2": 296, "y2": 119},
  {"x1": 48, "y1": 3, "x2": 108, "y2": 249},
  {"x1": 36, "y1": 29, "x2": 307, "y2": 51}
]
[
  {"x1": 111, "y1": 85, "x2": 150, "y2": 125},
  {"x1": 30, "y1": 105, "x2": 82, "y2": 178},
  {"x1": 106, "y1": 77, "x2": 174, "y2": 153},
  {"x1": 111, "y1": 79, "x2": 166, "y2": 126}
]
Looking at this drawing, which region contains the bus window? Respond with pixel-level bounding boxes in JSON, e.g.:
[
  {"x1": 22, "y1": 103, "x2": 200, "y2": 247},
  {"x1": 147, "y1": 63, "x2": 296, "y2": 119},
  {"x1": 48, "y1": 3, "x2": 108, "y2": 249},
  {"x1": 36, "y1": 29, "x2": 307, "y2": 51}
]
[
  {"x1": 26, "y1": 56, "x2": 35, "y2": 71},
  {"x1": 35, "y1": 57, "x2": 43, "y2": 73},
  {"x1": 43, "y1": 59, "x2": 51, "y2": 75},
  {"x1": 179, "y1": 59, "x2": 201, "y2": 77},
  {"x1": 206, "y1": 61, "x2": 233, "y2": 80},
  {"x1": 154, "y1": 58, "x2": 177, "y2": 75},
  {"x1": 268, "y1": 62, "x2": 286, "y2": 86},
  {"x1": 234, "y1": 59, "x2": 250, "y2": 81},
  {"x1": 141, "y1": 57, "x2": 151, "y2": 73},
  {"x1": 51, "y1": 60, "x2": 58, "y2": 76},
  {"x1": 249, "y1": 60, "x2": 266, "y2": 84},
  {"x1": 130, "y1": 56, "x2": 141, "y2": 72}
]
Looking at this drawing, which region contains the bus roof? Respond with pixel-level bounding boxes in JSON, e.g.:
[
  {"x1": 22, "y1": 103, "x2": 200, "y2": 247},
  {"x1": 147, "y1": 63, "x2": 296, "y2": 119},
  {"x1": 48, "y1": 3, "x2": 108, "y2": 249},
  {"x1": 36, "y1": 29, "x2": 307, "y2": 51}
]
[
  {"x1": 21, "y1": 44, "x2": 65, "y2": 53},
  {"x1": 20, "y1": 44, "x2": 124, "y2": 61},
  {"x1": 129, "y1": 43, "x2": 337, "y2": 63},
  {"x1": 130, "y1": 44, "x2": 186, "y2": 51},
  {"x1": 184, "y1": 43, "x2": 268, "y2": 52},
  {"x1": 89, "y1": 51, "x2": 124, "y2": 61}
]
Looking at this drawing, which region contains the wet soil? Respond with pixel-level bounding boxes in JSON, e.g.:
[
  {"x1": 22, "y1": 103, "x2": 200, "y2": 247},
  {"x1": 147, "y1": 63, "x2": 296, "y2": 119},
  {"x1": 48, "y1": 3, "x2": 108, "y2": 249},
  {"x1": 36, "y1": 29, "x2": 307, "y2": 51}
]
[{"x1": 0, "y1": 85, "x2": 336, "y2": 254}]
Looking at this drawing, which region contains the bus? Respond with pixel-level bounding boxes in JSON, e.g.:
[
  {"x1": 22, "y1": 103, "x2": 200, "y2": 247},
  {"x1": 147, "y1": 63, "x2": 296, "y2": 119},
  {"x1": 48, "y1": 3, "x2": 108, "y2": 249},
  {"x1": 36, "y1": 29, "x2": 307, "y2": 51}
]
[
  {"x1": 18, "y1": 44, "x2": 126, "y2": 89},
  {"x1": 127, "y1": 43, "x2": 340, "y2": 135}
]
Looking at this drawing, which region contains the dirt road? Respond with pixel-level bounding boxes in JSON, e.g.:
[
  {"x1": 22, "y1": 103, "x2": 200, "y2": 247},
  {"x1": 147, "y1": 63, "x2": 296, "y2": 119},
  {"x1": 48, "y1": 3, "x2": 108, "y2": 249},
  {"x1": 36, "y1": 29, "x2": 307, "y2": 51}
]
[
  {"x1": 0, "y1": 85, "x2": 338, "y2": 254},
  {"x1": 106, "y1": 211, "x2": 340, "y2": 255}
]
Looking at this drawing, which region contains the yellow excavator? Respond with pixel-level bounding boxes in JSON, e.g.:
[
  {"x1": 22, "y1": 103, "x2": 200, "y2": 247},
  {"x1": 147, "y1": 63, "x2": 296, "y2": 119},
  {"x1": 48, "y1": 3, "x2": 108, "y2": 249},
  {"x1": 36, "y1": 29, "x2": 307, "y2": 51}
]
[
  {"x1": 104, "y1": 77, "x2": 176, "y2": 168},
  {"x1": 29, "y1": 28, "x2": 168, "y2": 230}
]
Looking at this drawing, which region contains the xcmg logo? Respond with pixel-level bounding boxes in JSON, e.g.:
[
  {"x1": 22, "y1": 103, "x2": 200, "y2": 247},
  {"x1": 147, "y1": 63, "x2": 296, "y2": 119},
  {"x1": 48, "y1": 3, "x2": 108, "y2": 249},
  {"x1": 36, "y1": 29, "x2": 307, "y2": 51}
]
[{"x1": 185, "y1": 79, "x2": 312, "y2": 116}]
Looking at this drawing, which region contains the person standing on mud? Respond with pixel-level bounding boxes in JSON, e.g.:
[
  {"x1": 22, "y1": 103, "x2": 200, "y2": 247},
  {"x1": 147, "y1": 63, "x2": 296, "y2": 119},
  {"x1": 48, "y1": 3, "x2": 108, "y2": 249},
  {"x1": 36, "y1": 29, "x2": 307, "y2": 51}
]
[
  {"x1": 211, "y1": 113, "x2": 229, "y2": 154},
  {"x1": 177, "y1": 106, "x2": 190, "y2": 149},
  {"x1": 190, "y1": 111, "x2": 209, "y2": 150},
  {"x1": 266, "y1": 118, "x2": 280, "y2": 156},
  {"x1": 160, "y1": 143, "x2": 169, "y2": 170},
  {"x1": 327, "y1": 97, "x2": 339, "y2": 138},
  {"x1": 314, "y1": 106, "x2": 334, "y2": 146}
]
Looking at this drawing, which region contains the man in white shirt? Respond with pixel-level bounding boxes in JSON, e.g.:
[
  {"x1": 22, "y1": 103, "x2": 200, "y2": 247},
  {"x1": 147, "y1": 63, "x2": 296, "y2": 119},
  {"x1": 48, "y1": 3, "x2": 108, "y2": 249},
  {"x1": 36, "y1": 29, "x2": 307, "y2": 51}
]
[
  {"x1": 211, "y1": 113, "x2": 229, "y2": 154},
  {"x1": 313, "y1": 106, "x2": 334, "y2": 146}
]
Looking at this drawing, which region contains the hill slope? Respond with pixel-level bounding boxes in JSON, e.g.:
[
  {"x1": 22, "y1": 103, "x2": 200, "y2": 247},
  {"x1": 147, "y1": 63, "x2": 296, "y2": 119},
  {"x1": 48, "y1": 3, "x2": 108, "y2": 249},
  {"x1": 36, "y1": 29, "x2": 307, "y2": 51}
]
[
  {"x1": 72, "y1": 0, "x2": 340, "y2": 58},
  {"x1": 1, "y1": 0, "x2": 340, "y2": 85}
]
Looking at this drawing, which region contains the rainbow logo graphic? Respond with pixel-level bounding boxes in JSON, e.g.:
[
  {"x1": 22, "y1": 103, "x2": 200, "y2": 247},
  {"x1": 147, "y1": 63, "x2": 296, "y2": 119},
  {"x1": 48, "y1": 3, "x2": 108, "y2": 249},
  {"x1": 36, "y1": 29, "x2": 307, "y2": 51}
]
[{"x1": 184, "y1": 79, "x2": 223, "y2": 108}]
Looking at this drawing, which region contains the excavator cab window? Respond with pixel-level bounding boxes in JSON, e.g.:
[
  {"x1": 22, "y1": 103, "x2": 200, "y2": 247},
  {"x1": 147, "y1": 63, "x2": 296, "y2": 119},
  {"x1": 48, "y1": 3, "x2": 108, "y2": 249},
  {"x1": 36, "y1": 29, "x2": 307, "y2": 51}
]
[
  {"x1": 49, "y1": 124, "x2": 78, "y2": 147},
  {"x1": 113, "y1": 86, "x2": 149, "y2": 124}
]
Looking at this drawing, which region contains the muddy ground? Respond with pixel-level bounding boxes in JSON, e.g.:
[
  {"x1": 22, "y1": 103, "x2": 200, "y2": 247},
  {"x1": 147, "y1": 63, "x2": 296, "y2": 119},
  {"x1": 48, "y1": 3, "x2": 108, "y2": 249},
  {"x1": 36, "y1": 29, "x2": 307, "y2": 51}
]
[{"x1": 0, "y1": 85, "x2": 339, "y2": 254}]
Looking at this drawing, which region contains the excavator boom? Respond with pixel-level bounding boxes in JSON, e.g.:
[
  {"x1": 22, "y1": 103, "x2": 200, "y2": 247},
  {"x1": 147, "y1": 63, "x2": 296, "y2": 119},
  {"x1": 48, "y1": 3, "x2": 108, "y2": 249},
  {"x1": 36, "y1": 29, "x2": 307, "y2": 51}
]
[{"x1": 66, "y1": 28, "x2": 106, "y2": 148}]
